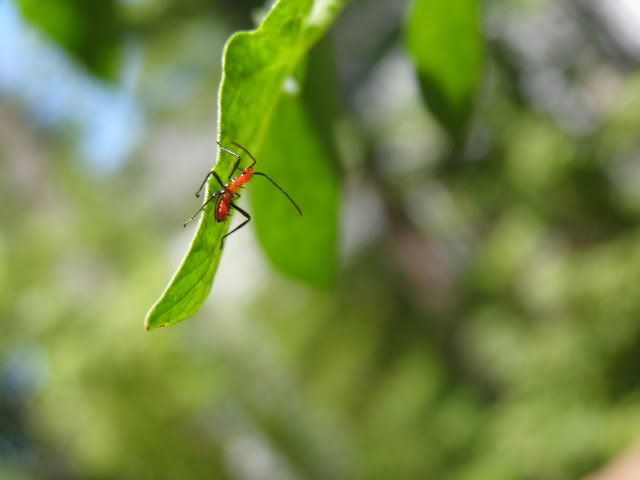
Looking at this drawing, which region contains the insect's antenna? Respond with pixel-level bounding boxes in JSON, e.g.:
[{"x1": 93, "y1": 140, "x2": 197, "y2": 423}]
[
  {"x1": 253, "y1": 172, "x2": 303, "y2": 215},
  {"x1": 230, "y1": 141, "x2": 257, "y2": 168},
  {"x1": 183, "y1": 192, "x2": 221, "y2": 227}
]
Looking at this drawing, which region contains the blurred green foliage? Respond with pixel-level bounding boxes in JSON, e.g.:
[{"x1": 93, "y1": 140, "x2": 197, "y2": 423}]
[
  {"x1": 406, "y1": 0, "x2": 484, "y2": 138},
  {"x1": 3, "y1": 0, "x2": 640, "y2": 479},
  {"x1": 17, "y1": 0, "x2": 122, "y2": 79}
]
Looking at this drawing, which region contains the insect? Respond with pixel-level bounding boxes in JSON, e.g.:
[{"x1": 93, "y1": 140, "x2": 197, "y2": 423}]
[{"x1": 183, "y1": 141, "x2": 302, "y2": 246}]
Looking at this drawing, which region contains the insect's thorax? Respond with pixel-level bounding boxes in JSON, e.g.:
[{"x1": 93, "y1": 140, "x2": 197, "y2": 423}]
[{"x1": 227, "y1": 167, "x2": 253, "y2": 193}]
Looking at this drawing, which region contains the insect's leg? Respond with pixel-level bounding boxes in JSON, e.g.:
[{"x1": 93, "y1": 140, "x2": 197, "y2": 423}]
[
  {"x1": 211, "y1": 171, "x2": 228, "y2": 190},
  {"x1": 195, "y1": 170, "x2": 227, "y2": 198},
  {"x1": 195, "y1": 171, "x2": 213, "y2": 198},
  {"x1": 184, "y1": 191, "x2": 222, "y2": 227},
  {"x1": 217, "y1": 141, "x2": 242, "y2": 180},
  {"x1": 221, "y1": 202, "x2": 251, "y2": 247},
  {"x1": 253, "y1": 172, "x2": 302, "y2": 215},
  {"x1": 230, "y1": 141, "x2": 257, "y2": 168}
]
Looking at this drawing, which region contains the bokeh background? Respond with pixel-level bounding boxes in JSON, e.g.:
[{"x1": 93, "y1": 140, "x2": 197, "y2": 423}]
[{"x1": 3, "y1": 0, "x2": 640, "y2": 478}]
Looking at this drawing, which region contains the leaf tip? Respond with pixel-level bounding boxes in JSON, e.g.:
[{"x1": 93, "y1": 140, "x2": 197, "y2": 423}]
[
  {"x1": 144, "y1": 308, "x2": 160, "y2": 331},
  {"x1": 145, "y1": 309, "x2": 173, "y2": 331}
]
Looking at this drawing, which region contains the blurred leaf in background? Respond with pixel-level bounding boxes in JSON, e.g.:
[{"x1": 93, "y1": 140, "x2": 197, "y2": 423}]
[
  {"x1": 405, "y1": 0, "x2": 484, "y2": 139},
  {"x1": 17, "y1": 0, "x2": 123, "y2": 80},
  {"x1": 252, "y1": 90, "x2": 339, "y2": 286},
  {"x1": 252, "y1": 37, "x2": 341, "y2": 286}
]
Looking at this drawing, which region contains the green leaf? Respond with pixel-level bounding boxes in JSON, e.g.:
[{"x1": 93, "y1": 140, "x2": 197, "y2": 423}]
[
  {"x1": 405, "y1": 0, "x2": 484, "y2": 137},
  {"x1": 145, "y1": 0, "x2": 350, "y2": 330},
  {"x1": 252, "y1": 90, "x2": 339, "y2": 286}
]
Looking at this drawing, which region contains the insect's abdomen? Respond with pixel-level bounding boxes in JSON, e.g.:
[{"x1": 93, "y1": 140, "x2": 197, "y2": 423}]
[{"x1": 216, "y1": 193, "x2": 232, "y2": 221}]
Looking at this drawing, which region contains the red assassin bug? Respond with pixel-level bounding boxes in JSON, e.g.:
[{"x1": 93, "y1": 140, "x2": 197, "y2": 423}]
[{"x1": 183, "y1": 141, "x2": 302, "y2": 246}]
